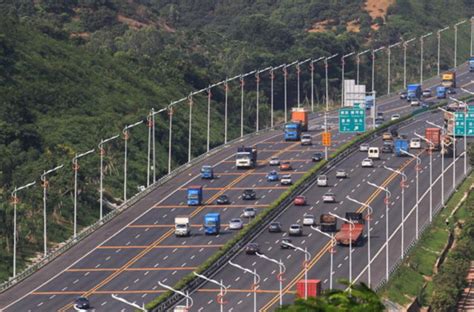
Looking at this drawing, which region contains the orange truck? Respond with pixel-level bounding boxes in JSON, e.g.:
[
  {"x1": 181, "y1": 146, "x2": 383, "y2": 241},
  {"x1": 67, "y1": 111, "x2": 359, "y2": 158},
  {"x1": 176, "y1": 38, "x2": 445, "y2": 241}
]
[
  {"x1": 425, "y1": 128, "x2": 441, "y2": 151},
  {"x1": 335, "y1": 215, "x2": 364, "y2": 246},
  {"x1": 291, "y1": 107, "x2": 309, "y2": 131}
]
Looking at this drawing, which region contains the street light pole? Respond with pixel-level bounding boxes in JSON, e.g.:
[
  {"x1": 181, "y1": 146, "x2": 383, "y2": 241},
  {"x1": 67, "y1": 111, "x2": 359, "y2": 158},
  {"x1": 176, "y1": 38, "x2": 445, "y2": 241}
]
[
  {"x1": 420, "y1": 32, "x2": 433, "y2": 84},
  {"x1": 403, "y1": 38, "x2": 416, "y2": 88},
  {"x1": 346, "y1": 196, "x2": 373, "y2": 287},
  {"x1": 11, "y1": 181, "x2": 35, "y2": 277},
  {"x1": 455, "y1": 20, "x2": 467, "y2": 68},
  {"x1": 401, "y1": 149, "x2": 421, "y2": 239},
  {"x1": 98, "y1": 135, "x2": 119, "y2": 221},
  {"x1": 158, "y1": 281, "x2": 193, "y2": 312},
  {"x1": 371, "y1": 47, "x2": 385, "y2": 93},
  {"x1": 40, "y1": 165, "x2": 63, "y2": 257},
  {"x1": 311, "y1": 226, "x2": 336, "y2": 289},
  {"x1": 367, "y1": 181, "x2": 391, "y2": 281},
  {"x1": 168, "y1": 105, "x2": 173, "y2": 174},
  {"x1": 329, "y1": 212, "x2": 355, "y2": 289},
  {"x1": 240, "y1": 75, "x2": 245, "y2": 136},
  {"x1": 415, "y1": 132, "x2": 434, "y2": 222},
  {"x1": 187, "y1": 93, "x2": 193, "y2": 163},
  {"x1": 256, "y1": 71, "x2": 260, "y2": 131},
  {"x1": 283, "y1": 65, "x2": 288, "y2": 123},
  {"x1": 224, "y1": 78, "x2": 229, "y2": 143},
  {"x1": 72, "y1": 149, "x2": 95, "y2": 239},
  {"x1": 147, "y1": 107, "x2": 167, "y2": 185},
  {"x1": 256, "y1": 253, "x2": 286, "y2": 307},
  {"x1": 123, "y1": 120, "x2": 143, "y2": 203},
  {"x1": 281, "y1": 241, "x2": 311, "y2": 299},
  {"x1": 384, "y1": 166, "x2": 408, "y2": 258},
  {"x1": 207, "y1": 86, "x2": 212, "y2": 151},
  {"x1": 437, "y1": 27, "x2": 450, "y2": 76},
  {"x1": 310, "y1": 57, "x2": 324, "y2": 112},
  {"x1": 325, "y1": 54, "x2": 338, "y2": 160},
  {"x1": 450, "y1": 97, "x2": 468, "y2": 176},
  {"x1": 229, "y1": 261, "x2": 260, "y2": 312},
  {"x1": 471, "y1": 17, "x2": 474, "y2": 57},
  {"x1": 356, "y1": 50, "x2": 370, "y2": 85},
  {"x1": 194, "y1": 272, "x2": 227, "y2": 312},
  {"x1": 440, "y1": 107, "x2": 457, "y2": 191},
  {"x1": 341, "y1": 52, "x2": 355, "y2": 105},
  {"x1": 111, "y1": 294, "x2": 147, "y2": 312},
  {"x1": 270, "y1": 70, "x2": 275, "y2": 126},
  {"x1": 387, "y1": 42, "x2": 401, "y2": 95},
  {"x1": 427, "y1": 121, "x2": 446, "y2": 206}
]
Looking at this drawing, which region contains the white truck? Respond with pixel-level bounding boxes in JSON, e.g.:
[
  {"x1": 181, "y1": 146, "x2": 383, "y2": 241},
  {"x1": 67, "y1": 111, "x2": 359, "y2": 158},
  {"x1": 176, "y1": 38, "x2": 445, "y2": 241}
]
[
  {"x1": 235, "y1": 146, "x2": 257, "y2": 169},
  {"x1": 175, "y1": 216, "x2": 191, "y2": 237}
]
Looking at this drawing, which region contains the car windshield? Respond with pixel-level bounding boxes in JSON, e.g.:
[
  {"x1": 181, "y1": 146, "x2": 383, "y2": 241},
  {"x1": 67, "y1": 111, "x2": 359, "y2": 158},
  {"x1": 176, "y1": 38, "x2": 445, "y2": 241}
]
[
  {"x1": 245, "y1": 208, "x2": 254, "y2": 212},
  {"x1": 231, "y1": 219, "x2": 240, "y2": 223},
  {"x1": 176, "y1": 224, "x2": 187, "y2": 229}
]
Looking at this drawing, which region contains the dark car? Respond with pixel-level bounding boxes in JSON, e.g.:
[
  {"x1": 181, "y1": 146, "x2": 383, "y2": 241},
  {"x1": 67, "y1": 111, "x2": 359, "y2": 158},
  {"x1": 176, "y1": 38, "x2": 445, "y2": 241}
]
[
  {"x1": 242, "y1": 189, "x2": 256, "y2": 200},
  {"x1": 382, "y1": 143, "x2": 393, "y2": 153},
  {"x1": 281, "y1": 238, "x2": 294, "y2": 249},
  {"x1": 74, "y1": 297, "x2": 90, "y2": 310},
  {"x1": 447, "y1": 87, "x2": 456, "y2": 94},
  {"x1": 216, "y1": 194, "x2": 230, "y2": 205},
  {"x1": 399, "y1": 91, "x2": 408, "y2": 99},
  {"x1": 245, "y1": 243, "x2": 260, "y2": 255},
  {"x1": 312, "y1": 152, "x2": 323, "y2": 162},
  {"x1": 268, "y1": 222, "x2": 283, "y2": 233}
]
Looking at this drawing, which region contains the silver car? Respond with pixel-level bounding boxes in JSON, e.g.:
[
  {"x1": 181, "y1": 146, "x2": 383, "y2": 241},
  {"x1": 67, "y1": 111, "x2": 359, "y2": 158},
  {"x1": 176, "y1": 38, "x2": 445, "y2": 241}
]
[
  {"x1": 243, "y1": 207, "x2": 257, "y2": 218},
  {"x1": 360, "y1": 143, "x2": 369, "y2": 152},
  {"x1": 269, "y1": 156, "x2": 280, "y2": 166},
  {"x1": 335, "y1": 169, "x2": 347, "y2": 178},
  {"x1": 229, "y1": 218, "x2": 243, "y2": 230},
  {"x1": 289, "y1": 224, "x2": 303, "y2": 236}
]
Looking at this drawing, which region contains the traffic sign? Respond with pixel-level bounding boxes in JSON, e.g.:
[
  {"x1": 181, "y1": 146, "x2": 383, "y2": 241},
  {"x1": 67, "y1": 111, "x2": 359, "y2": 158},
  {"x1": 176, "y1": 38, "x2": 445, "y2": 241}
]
[
  {"x1": 339, "y1": 105, "x2": 366, "y2": 133},
  {"x1": 322, "y1": 132, "x2": 331, "y2": 146},
  {"x1": 454, "y1": 111, "x2": 474, "y2": 136}
]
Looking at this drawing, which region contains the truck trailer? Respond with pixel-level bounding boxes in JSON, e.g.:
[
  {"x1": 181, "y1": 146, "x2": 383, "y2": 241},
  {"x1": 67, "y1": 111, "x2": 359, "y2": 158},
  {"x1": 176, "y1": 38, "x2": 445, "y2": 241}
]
[
  {"x1": 442, "y1": 71, "x2": 456, "y2": 88},
  {"x1": 335, "y1": 223, "x2": 364, "y2": 246},
  {"x1": 425, "y1": 128, "x2": 441, "y2": 151},
  {"x1": 187, "y1": 185, "x2": 203, "y2": 206},
  {"x1": 291, "y1": 107, "x2": 309, "y2": 131},
  {"x1": 394, "y1": 139, "x2": 409, "y2": 156},
  {"x1": 204, "y1": 213, "x2": 220, "y2": 235},
  {"x1": 319, "y1": 214, "x2": 337, "y2": 232}
]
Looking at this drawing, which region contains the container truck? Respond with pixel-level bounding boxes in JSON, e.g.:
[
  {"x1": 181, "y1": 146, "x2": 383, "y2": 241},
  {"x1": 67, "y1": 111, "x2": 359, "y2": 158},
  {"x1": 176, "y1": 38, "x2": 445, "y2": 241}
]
[
  {"x1": 394, "y1": 139, "x2": 409, "y2": 156},
  {"x1": 436, "y1": 86, "x2": 447, "y2": 99},
  {"x1": 442, "y1": 71, "x2": 456, "y2": 88},
  {"x1": 335, "y1": 223, "x2": 364, "y2": 246},
  {"x1": 469, "y1": 57, "x2": 474, "y2": 72},
  {"x1": 425, "y1": 128, "x2": 441, "y2": 151},
  {"x1": 407, "y1": 84, "x2": 422, "y2": 101},
  {"x1": 187, "y1": 185, "x2": 203, "y2": 206},
  {"x1": 200, "y1": 165, "x2": 214, "y2": 179},
  {"x1": 345, "y1": 212, "x2": 365, "y2": 224},
  {"x1": 319, "y1": 214, "x2": 337, "y2": 232},
  {"x1": 204, "y1": 213, "x2": 220, "y2": 235},
  {"x1": 235, "y1": 146, "x2": 258, "y2": 169},
  {"x1": 441, "y1": 135, "x2": 454, "y2": 157},
  {"x1": 291, "y1": 107, "x2": 309, "y2": 131},
  {"x1": 284, "y1": 122, "x2": 302, "y2": 141},
  {"x1": 296, "y1": 279, "x2": 321, "y2": 298},
  {"x1": 175, "y1": 216, "x2": 191, "y2": 237}
]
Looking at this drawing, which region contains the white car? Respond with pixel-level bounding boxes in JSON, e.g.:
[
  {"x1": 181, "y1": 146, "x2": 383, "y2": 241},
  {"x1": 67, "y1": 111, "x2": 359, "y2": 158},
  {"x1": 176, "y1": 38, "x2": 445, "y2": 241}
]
[
  {"x1": 410, "y1": 99, "x2": 420, "y2": 106},
  {"x1": 300, "y1": 134, "x2": 312, "y2": 145},
  {"x1": 322, "y1": 192, "x2": 336, "y2": 203},
  {"x1": 243, "y1": 207, "x2": 256, "y2": 218},
  {"x1": 361, "y1": 158, "x2": 374, "y2": 167},
  {"x1": 303, "y1": 214, "x2": 315, "y2": 226},
  {"x1": 335, "y1": 169, "x2": 348, "y2": 178},
  {"x1": 359, "y1": 143, "x2": 369, "y2": 152},
  {"x1": 229, "y1": 218, "x2": 243, "y2": 230},
  {"x1": 317, "y1": 175, "x2": 328, "y2": 187},
  {"x1": 280, "y1": 174, "x2": 293, "y2": 185},
  {"x1": 410, "y1": 138, "x2": 421, "y2": 149},
  {"x1": 269, "y1": 156, "x2": 280, "y2": 166},
  {"x1": 391, "y1": 114, "x2": 401, "y2": 121},
  {"x1": 289, "y1": 224, "x2": 303, "y2": 236}
]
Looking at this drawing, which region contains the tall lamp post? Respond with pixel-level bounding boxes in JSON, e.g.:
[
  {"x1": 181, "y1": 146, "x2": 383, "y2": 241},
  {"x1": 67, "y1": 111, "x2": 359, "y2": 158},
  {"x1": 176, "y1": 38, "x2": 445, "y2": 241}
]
[
  {"x1": 11, "y1": 180, "x2": 36, "y2": 278},
  {"x1": 427, "y1": 121, "x2": 446, "y2": 206},
  {"x1": 329, "y1": 212, "x2": 354, "y2": 289},
  {"x1": 311, "y1": 226, "x2": 336, "y2": 289},
  {"x1": 439, "y1": 107, "x2": 457, "y2": 191},
  {"x1": 356, "y1": 49, "x2": 370, "y2": 85},
  {"x1": 341, "y1": 52, "x2": 355, "y2": 105},
  {"x1": 229, "y1": 261, "x2": 260, "y2": 312},
  {"x1": 437, "y1": 27, "x2": 450, "y2": 76},
  {"x1": 72, "y1": 149, "x2": 95, "y2": 239},
  {"x1": 415, "y1": 132, "x2": 434, "y2": 222},
  {"x1": 40, "y1": 165, "x2": 63, "y2": 256},
  {"x1": 147, "y1": 108, "x2": 167, "y2": 186},
  {"x1": 403, "y1": 38, "x2": 416, "y2": 88},
  {"x1": 401, "y1": 149, "x2": 421, "y2": 239},
  {"x1": 98, "y1": 135, "x2": 119, "y2": 221},
  {"x1": 387, "y1": 42, "x2": 401, "y2": 95},
  {"x1": 454, "y1": 20, "x2": 467, "y2": 68},
  {"x1": 420, "y1": 32, "x2": 433, "y2": 84},
  {"x1": 281, "y1": 241, "x2": 311, "y2": 299},
  {"x1": 450, "y1": 97, "x2": 468, "y2": 176},
  {"x1": 471, "y1": 17, "x2": 474, "y2": 57},
  {"x1": 123, "y1": 120, "x2": 143, "y2": 203},
  {"x1": 371, "y1": 46, "x2": 386, "y2": 94},
  {"x1": 194, "y1": 272, "x2": 227, "y2": 312},
  {"x1": 310, "y1": 57, "x2": 324, "y2": 112},
  {"x1": 346, "y1": 196, "x2": 373, "y2": 287},
  {"x1": 324, "y1": 53, "x2": 338, "y2": 160},
  {"x1": 256, "y1": 252, "x2": 286, "y2": 307},
  {"x1": 158, "y1": 281, "x2": 193, "y2": 312},
  {"x1": 384, "y1": 166, "x2": 408, "y2": 258}
]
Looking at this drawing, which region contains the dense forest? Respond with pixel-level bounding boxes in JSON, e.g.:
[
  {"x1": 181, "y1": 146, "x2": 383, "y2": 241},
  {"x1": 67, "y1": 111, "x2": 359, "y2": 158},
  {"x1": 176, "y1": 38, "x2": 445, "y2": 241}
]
[{"x1": 0, "y1": 0, "x2": 472, "y2": 282}]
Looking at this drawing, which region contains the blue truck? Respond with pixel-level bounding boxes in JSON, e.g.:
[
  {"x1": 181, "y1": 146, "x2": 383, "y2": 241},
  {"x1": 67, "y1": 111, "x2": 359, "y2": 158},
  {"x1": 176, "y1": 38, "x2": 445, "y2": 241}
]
[
  {"x1": 436, "y1": 86, "x2": 447, "y2": 99},
  {"x1": 200, "y1": 165, "x2": 214, "y2": 179},
  {"x1": 187, "y1": 185, "x2": 203, "y2": 206},
  {"x1": 204, "y1": 213, "x2": 220, "y2": 235},
  {"x1": 394, "y1": 139, "x2": 409, "y2": 157},
  {"x1": 365, "y1": 95, "x2": 374, "y2": 110},
  {"x1": 469, "y1": 57, "x2": 474, "y2": 72},
  {"x1": 407, "y1": 84, "x2": 422, "y2": 101},
  {"x1": 284, "y1": 122, "x2": 302, "y2": 141}
]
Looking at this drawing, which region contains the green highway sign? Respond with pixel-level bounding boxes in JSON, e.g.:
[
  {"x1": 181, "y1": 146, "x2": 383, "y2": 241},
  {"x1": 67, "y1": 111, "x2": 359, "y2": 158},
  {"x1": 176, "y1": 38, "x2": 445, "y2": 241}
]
[
  {"x1": 454, "y1": 111, "x2": 474, "y2": 136},
  {"x1": 339, "y1": 105, "x2": 366, "y2": 133}
]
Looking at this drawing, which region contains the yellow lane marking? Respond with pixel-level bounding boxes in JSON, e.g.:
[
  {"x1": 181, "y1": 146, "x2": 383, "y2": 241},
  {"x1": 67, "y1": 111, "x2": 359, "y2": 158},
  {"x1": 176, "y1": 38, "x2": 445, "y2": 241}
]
[
  {"x1": 96, "y1": 244, "x2": 224, "y2": 249},
  {"x1": 66, "y1": 267, "x2": 198, "y2": 273}
]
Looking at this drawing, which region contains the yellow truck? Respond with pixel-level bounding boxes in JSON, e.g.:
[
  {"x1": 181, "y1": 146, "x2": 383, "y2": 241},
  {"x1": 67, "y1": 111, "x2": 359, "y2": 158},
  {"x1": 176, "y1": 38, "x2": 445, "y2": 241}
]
[{"x1": 442, "y1": 71, "x2": 456, "y2": 88}]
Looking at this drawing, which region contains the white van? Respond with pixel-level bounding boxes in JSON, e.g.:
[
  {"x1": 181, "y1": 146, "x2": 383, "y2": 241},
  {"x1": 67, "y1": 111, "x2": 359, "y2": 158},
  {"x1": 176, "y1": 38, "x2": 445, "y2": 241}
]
[{"x1": 368, "y1": 147, "x2": 380, "y2": 159}]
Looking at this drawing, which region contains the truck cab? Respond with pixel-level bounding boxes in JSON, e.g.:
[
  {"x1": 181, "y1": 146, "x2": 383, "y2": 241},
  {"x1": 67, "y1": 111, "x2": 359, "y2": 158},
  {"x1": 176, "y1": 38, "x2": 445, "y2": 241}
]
[
  {"x1": 235, "y1": 146, "x2": 258, "y2": 169},
  {"x1": 204, "y1": 213, "x2": 220, "y2": 235},
  {"x1": 284, "y1": 122, "x2": 302, "y2": 141},
  {"x1": 175, "y1": 216, "x2": 191, "y2": 237},
  {"x1": 394, "y1": 139, "x2": 409, "y2": 157},
  {"x1": 200, "y1": 165, "x2": 214, "y2": 179},
  {"x1": 407, "y1": 84, "x2": 422, "y2": 102},
  {"x1": 436, "y1": 86, "x2": 447, "y2": 99},
  {"x1": 442, "y1": 71, "x2": 456, "y2": 88},
  {"x1": 291, "y1": 107, "x2": 309, "y2": 131},
  {"x1": 187, "y1": 185, "x2": 203, "y2": 206}
]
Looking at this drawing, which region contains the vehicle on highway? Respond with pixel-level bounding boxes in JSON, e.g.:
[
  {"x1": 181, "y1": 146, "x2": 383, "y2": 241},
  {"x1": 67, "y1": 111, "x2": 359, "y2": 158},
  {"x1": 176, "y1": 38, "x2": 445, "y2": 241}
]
[
  {"x1": 242, "y1": 189, "x2": 256, "y2": 200},
  {"x1": 410, "y1": 138, "x2": 421, "y2": 149},
  {"x1": 376, "y1": 112, "x2": 384, "y2": 120},
  {"x1": 382, "y1": 142, "x2": 393, "y2": 153},
  {"x1": 236, "y1": 146, "x2": 258, "y2": 169},
  {"x1": 281, "y1": 238, "x2": 293, "y2": 249},
  {"x1": 245, "y1": 243, "x2": 260, "y2": 255},
  {"x1": 289, "y1": 224, "x2": 303, "y2": 236},
  {"x1": 216, "y1": 194, "x2": 230, "y2": 205},
  {"x1": 361, "y1": 158, "x2": 374, "y2": 167},
  {"x1": 359, "y1": 143, "x2": 369, "y2": 152},
  {"x1": 301, "y1": 133, "x2": 312, "y2": 145},
  {"x1": 447, "y1": 87, "x2": 456, "y2": 94},
  {"x1": 422, "y1": 89, "x2": 431, "y2": 98},
  {"x1": 312, "y1": 152, "x2": 323, "y2": 162},
  {"x1": 391, "y1": 114, "x2": 401, "y2": 121},
  {"x1": 320, "y1": 214, "x2": 337, "y2": 232},
  {"x1": 368, "y1": 147, "x2": 380, "y2": 159},
  {"x1": 74, "y1": 297, "x2": 90, "y2": 310},
  {"x1": 410, "y1": 99, "x2": 420, "y2": 106},
  {"x1": 335, "y1": 169, "x2": 348, "y2": 178},
  {"x1": 303, "y1": 214, "x2": 315, "y2": 226},
  {"x1": 280, "y1": 174, "x2": 292, "y2": 185},
  {"x1": 280, "y1": 161, "x2": 292, "y2": 171},
  {"x1": 204, "y1": 213, "x2": 221, "y2": 235},
  {"x1": 187, "y1": 185, "x2": 203, "y2": 206},
  {"x1": 399, "y1": 91, "x2": 408, "y2": 99},
  {"x1": 294, "y1": 195, "x2": 306, "y2": 205},
  {"x1": 375, "y1": 118, "x2": 384, "y2": 128},
  {"x1": 266, "y1": 170, "x2": 279, "y2": 182},
  {"x1": 268, "y1": 221, "x2": 283, "y2": 233},
  {"x1": 243, "y1": 207, "x2": 257, "y2": 218},
  {"x1": 200, "y1": 165, "x2": 214, "y2": 179},
  {"x1": 395, "y1": 139, "x2": 410, "y2": 156},
  {"x1": 175, "y1": 216, "x2": 191, "y2": 237},
  {"x1": 382, "y1": 132, "x2": 392, "y2": 141},
  {"x1": 322, "y1": 192, "x2": 336, "y2": 203},
  {"x1": 269, "y1": 156, "x2": 280, "y2": 166},
  {"x1": 229, "y1": 218, "x2": 243, "y2": 230},
  {"x1": 317, "y1": 175, "x2": 328, "y2": 187}
]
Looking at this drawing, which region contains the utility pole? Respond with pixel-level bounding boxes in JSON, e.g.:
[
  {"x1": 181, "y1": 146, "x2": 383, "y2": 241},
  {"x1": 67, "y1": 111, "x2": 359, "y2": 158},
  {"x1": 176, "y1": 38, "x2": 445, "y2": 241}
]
[
  {"x1": 437, "y1": 27, "x2": 450, "y2": 76},
  {"x1": 454, "y1": 20, "x2": 467, "y2": 68},
  {"x1": 73, "y1": 149, "x2": 94, "y2": 238},
  {"x1": 420, "y1": 32, "x2": 433, "y2": 84},
  {"x1": 387, "y1": 42, "x2": 401, "y2": 95},
  {"x1": 403, "y1": 38, "x2": 416, "y2": 88}
]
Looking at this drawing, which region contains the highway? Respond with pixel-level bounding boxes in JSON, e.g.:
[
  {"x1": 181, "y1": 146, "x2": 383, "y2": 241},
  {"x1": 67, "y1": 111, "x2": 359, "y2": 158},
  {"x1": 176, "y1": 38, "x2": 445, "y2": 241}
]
[{"x1": 0, "y1": 64, "x2": 472, "y2": 311}]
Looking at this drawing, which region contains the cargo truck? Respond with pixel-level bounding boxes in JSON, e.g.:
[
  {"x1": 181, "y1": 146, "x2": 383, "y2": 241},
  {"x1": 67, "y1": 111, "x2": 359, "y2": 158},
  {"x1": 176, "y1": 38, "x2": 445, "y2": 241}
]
[
  {"x1": 425, "y1": 128, "x2": 441, "y2": 151},
  {"x1": 175, "y1": 216, "x2": 191, "y2": 237},
  {"x1": 187, "y1": 185, "x2": 203, "y2": 206},
  {"x1": 335, "y1": 223, "x2": 364, "y2": 246},
  {"x1": 296, "y1": 279, "x2": 321, "y2": 298},
  {"x1": 284, "y1": 122, "x2": 302, "y2": 141},
  {"x1": 236, "y1": 146, "x2": 258, "y2": 169},
  {"x1": 291, "y1": 107, "x2": 309, "y2": 131},
  {"x1": 407, "y1": 84, "x2": 422, "y2": 101},
  {"x1": 436, "y1": 86, "x2": 447, "y2": 99},
  {"x1": 345, "y1": 212, "x2": 365, "y2": 224},
  {"x1": 200, "y1": 165, "x2": 214, "y2": 179},
  {"x1": 441, "y1": 135, "x2": 454, "y2": 157},
  {"x1": 319, "y1": 214, "x2": 337, "y2": 232},
  {"x1": 469, "y1": 57, "x2": 474, "y2": 72},
  {"x1": 394, "y1": 139, "x2": 409, "y2": 156},
  {"x1": 204, "y1": 213, "x2": 220, "y2": 235},
  {"x1": 365, "y1": 95, "x2": 374, "y2": 110},
  {"x1": 442, "y1": 71, "x2": 456, "y2": 88}
]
